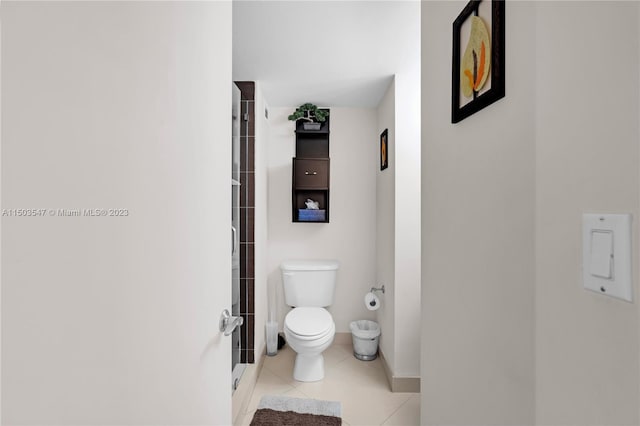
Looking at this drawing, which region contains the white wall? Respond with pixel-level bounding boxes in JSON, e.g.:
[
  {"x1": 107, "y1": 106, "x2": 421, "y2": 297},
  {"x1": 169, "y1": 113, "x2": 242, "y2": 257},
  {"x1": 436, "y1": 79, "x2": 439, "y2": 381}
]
[
  {"x1": 535, "y1": 3, "x2": 640, "y2": 424},
  {"x1": 422, "y1": 1, "x2": 640, "y2": 425},
  {"x1": 421, "y1": 1, "x2": 536, "y2": 424},
  {"x1": 374, "y1": 1, "x2": 421, "y2": 383},
  {"x1": 1, "y1": 2, "x2": 233, "y2": 424},
  {"x1": 254, "y1": 82, "x2": 270, "y2": 354},
  {"x1": 267, "y1": 108, "x2": 377, "y2": 332},
  {"x1": 392, "y1": 31, "x2": 422, "y2": 379},
  {"x1": 376, "y1": 80, "x2": 396, "y2": 371}
]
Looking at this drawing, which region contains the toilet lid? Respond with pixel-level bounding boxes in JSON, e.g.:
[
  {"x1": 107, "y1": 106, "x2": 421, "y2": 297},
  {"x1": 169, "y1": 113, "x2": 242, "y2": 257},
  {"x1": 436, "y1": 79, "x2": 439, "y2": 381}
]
[{"x1": 285, "y1": 307, "x2": 333, "y2": 337}]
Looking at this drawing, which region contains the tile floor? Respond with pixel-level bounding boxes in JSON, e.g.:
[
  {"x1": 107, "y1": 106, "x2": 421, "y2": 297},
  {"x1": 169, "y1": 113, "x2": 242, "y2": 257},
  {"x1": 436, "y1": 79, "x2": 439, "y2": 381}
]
[{"x1": 235, "y1": 343, "x2": 420, "y2": 425}]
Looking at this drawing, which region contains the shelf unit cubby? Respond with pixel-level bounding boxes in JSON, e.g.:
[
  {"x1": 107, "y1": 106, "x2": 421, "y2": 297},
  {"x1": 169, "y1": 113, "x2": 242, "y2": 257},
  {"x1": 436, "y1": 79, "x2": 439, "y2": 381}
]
[{"x1": 292, "y1": 111, "x2": 330, "y2": 223}]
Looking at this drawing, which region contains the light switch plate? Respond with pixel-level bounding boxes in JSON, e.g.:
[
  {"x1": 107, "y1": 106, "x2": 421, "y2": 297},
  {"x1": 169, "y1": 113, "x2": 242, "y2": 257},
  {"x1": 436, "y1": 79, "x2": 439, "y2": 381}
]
[
  {"x1": 589, "y1": 230, "x2": 613, "y2": 278},
  {"x1": 582, "y1": 213, "x2": 632, "y2": 302}
]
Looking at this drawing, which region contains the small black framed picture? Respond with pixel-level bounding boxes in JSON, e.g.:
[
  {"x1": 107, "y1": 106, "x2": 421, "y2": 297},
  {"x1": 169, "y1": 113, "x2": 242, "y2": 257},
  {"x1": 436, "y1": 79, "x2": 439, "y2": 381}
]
[
  {"x1": 452, "y1": 0, "x2": 505, "y2": 123},
  {"x1": 380, "y1": 129, "x2": 388, "y2": 170}
]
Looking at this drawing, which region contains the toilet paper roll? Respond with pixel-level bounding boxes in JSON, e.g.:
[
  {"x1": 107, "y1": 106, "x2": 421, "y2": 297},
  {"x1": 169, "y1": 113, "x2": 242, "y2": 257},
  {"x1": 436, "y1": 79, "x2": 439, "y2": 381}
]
[{"x1": 364, "y1": 292, "x2": 380, "y2": 311}]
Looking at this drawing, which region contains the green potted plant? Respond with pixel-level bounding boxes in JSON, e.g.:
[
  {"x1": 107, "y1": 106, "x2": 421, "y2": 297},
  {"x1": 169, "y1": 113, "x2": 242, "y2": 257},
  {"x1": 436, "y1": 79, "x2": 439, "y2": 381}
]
[{"x1": 288, "y1": 103, "x2": 329, "y2": 131}]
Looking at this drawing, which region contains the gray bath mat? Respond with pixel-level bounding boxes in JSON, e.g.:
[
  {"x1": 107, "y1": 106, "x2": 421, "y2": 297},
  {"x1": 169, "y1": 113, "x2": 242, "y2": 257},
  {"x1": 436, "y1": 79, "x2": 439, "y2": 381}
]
[{"x1": 250, "y1": 395, "x2": 342, "y2": 425}]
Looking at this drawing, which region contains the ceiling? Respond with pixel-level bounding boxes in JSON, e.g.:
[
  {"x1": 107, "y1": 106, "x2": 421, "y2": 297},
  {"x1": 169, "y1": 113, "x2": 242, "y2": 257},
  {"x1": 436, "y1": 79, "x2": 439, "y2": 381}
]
[{"x1": 232, "y1": 1, "x2": 420, "y2": 108}]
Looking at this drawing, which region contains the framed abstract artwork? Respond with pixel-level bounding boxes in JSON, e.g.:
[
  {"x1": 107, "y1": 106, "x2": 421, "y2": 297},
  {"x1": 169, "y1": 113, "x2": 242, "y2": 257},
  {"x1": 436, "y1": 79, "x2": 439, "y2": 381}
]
[
  {"x1": 380, "y1": 129, "x2": 388, "y2": 171},
  {"x1": 452, "y1": 0, "x2": 505, "y2": 123}
]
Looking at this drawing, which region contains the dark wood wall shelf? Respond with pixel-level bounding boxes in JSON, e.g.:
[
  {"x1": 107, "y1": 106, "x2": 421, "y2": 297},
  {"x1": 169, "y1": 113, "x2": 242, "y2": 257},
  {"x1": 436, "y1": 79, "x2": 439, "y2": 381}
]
[{"x1": 292, "y1": 110, "x2": 330, "y2": 223}]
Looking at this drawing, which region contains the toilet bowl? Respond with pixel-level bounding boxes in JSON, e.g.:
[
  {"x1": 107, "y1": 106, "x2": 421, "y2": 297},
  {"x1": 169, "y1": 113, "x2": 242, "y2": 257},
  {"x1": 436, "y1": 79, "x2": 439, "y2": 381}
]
[{"x1": 284, "y1": 307, "x2": 336, "y2": 382}]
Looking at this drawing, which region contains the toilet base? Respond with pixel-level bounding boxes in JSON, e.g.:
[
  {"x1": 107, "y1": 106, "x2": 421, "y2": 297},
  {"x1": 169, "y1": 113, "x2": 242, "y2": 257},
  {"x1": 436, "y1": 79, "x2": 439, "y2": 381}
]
[{"x1": 293, "y1": 353, "x2": 325, "y2": 382}]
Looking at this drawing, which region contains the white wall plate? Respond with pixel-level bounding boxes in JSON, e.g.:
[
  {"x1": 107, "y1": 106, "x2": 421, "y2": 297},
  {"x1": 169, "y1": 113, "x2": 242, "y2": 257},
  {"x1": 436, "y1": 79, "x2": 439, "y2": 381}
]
[{"x1": 582, "y1": 214, "x2": 632, "y2": 302}]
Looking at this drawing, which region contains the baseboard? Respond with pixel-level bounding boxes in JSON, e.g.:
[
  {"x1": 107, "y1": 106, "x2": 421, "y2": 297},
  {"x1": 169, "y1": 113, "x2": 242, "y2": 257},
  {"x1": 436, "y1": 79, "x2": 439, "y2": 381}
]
[
  {"x1": 232, "y1": 343, "x2": 266, "y2": 425},
  {"x1": 379, "y1": 348, "x2": 420, "y2": 393}
]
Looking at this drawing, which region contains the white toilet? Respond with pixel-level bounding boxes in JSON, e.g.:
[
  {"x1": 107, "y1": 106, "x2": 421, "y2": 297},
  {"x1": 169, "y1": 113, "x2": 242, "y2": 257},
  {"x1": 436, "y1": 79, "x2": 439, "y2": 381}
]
[{"x1": 280, "y1": 259, "x2": 339, "y2": 382}]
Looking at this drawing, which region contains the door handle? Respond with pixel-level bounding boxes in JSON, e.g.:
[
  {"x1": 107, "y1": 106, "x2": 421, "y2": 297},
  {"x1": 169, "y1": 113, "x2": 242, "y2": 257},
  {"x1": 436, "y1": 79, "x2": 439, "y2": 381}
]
[
  {"x1": 231, "y1": 226, "x2": 237, "y2": 255},
  {"x1": 219, "y1": 309, "x2": 244, "y2": 336}
]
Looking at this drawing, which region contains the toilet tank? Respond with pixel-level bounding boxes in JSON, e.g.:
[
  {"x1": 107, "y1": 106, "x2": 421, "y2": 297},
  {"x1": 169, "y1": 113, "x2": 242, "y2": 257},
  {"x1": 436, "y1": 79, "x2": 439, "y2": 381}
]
[{"x1": 280, "y1": 260, "x2": 339, "y2": 307}]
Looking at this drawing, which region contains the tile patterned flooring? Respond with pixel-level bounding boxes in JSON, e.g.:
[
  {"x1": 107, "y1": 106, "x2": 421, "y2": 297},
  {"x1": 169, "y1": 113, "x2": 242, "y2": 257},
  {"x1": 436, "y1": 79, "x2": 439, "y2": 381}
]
[{"x1": 235, "y1": 343, "x2": 420, "y2": 425}]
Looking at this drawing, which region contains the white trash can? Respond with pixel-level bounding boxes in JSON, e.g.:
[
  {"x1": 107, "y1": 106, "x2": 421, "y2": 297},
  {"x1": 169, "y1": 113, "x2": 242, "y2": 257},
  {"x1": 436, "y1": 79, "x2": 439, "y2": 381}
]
[{"x1": 350, "y1": 320, "x2": 380, "y2": 361}]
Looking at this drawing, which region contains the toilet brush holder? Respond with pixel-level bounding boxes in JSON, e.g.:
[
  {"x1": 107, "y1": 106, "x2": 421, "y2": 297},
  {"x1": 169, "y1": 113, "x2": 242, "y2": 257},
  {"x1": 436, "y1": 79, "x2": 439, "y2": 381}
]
[{"x1": 266, "y1": 321, "x2": 278, "y2": 356}]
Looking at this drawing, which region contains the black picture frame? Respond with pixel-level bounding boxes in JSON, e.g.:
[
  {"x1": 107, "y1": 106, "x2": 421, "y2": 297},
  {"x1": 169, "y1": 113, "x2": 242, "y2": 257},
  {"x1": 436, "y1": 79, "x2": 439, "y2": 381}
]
[
  {"x1": 380, "y1": 129, "x2": 388, "y2": 171},
  {"x1": 452, "y1": 0, "x2": 505, "y2": 123}
]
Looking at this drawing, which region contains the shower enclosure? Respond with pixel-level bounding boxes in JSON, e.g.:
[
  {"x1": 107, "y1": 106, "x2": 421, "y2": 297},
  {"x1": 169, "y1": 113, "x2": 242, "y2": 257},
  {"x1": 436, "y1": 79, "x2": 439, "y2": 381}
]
[{"x1": 231, "y1": 83, "x2": 245, "y2": 391}]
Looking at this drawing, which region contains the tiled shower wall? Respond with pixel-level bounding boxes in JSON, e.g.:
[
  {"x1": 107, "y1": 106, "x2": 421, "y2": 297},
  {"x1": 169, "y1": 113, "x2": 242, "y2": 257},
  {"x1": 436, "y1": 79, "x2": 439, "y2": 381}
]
[{"x1": 235, "y1": 82, "x2": 255, "y2": 363}]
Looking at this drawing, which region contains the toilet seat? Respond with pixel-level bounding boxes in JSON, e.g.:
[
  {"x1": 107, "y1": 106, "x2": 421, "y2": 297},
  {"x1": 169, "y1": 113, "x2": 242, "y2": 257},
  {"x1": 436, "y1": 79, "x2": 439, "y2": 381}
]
[
  {"x1": 283, "y1": 307, "x2": 336, "y2": 382},
  {"x1": 284, "y1": 307, "x2": 333, "y2": 339}
]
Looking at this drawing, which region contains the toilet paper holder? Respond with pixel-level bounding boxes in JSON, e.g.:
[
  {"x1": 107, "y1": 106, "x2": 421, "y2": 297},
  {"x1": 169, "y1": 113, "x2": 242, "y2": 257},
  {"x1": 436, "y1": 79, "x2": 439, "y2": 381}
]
[{"x1": 370, "y1": 285, "x2": 385, "y2": 294}]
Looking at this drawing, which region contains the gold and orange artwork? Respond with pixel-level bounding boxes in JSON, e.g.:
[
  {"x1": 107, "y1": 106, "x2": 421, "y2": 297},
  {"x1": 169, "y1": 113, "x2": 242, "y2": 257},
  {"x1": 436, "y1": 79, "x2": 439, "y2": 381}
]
[{"x1": 461, "y1": 16, "x2": 491, "y2": 98}]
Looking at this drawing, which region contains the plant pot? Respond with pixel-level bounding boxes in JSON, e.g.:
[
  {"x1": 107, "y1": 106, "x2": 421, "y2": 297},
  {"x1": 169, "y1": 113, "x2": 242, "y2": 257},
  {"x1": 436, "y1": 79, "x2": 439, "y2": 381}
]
[{"x1": 303, "y1": 122, "x2": 322, "y2": 131}]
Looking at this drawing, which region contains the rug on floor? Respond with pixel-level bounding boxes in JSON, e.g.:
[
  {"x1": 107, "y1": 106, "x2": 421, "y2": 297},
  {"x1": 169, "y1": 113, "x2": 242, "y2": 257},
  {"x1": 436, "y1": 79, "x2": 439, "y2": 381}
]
[{"x1": 250, "y1": 395, "x2": 342, "y2": 426}]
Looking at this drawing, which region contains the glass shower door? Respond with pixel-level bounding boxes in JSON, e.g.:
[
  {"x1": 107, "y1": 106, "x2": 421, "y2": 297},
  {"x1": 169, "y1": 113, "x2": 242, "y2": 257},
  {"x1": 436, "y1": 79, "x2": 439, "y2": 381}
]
[{"x1": 231, "y1": 83, "x2": 244, "y2": 391}]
